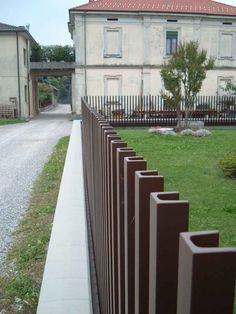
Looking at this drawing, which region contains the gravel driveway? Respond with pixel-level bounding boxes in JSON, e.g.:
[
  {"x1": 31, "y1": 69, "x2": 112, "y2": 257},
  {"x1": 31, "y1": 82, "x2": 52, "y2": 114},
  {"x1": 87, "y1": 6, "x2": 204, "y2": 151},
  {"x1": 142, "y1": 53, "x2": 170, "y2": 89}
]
[{"x1": 0, "y1": 104, "x2": 72, "y2": 269}]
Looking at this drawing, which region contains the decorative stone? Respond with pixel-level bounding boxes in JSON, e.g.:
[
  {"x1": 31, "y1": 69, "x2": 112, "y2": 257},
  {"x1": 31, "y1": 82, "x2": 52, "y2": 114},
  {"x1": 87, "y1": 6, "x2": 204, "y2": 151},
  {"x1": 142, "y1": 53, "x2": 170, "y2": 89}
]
[
  {"x1": 180, "y1": 129, "x2": 195, "y2": 136},
  {"x1": 149, "y1": 127, "x2": 176, "y2": 135},
  {"x1": 193, "y1": 129, "x2": 211, "y2": 137},
  {"x1": 180, "y1": 120, "x2": 204, "y2": 131}
]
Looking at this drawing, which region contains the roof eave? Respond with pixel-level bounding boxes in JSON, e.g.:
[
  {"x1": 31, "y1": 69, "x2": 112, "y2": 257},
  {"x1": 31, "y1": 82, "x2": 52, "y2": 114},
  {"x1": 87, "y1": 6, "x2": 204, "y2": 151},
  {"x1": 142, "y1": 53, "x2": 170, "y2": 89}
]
[
  {"x1": 69, "y1": 8, "x2": 236, "y2": 19},
  {"x1": 0, "y1": 29, "x2": 37, "y2": 45}
]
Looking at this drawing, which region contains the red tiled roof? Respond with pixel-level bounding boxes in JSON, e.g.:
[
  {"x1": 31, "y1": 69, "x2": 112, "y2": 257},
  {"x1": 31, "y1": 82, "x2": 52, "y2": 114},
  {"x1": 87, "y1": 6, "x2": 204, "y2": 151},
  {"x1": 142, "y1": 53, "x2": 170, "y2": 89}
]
[{"x1": 71, "y1": 0, "x2": 236, "y2": 16}]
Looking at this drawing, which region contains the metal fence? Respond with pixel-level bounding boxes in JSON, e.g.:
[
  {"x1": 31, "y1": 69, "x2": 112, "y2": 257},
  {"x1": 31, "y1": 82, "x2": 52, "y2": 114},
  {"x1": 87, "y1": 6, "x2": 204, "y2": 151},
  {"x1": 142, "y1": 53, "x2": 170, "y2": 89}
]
[
  {"x1": 82, "y1": 97, "x2": 236, "y2": 314},
  {"x1": 84, "y1": 95, "x2": 236, "y2": 126}
]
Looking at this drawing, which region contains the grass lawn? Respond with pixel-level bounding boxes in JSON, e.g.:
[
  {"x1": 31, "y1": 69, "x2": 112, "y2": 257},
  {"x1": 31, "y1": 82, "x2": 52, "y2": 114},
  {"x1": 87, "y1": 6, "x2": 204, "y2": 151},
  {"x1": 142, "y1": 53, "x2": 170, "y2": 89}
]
[
  {"x1": 117, "y1": 127, "x2": 236, "y2": 247},
  {"x1": 0, "y1": 136, "x2": 69, "y2": 313},
  {"x1": 0, "y1": 118, "x2": 27, "y2": 126},
  {"x1": 117, "y1": 127, "x2": 236, "y2": 311}
]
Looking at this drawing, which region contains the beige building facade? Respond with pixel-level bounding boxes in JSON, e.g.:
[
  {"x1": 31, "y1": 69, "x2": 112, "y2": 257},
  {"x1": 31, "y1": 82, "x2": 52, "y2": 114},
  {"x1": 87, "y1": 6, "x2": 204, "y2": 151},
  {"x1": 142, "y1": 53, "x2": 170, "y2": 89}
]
[
  {"x1": 69, "y1": 0, "x2": 236, "y2": 113},
  {"x1": 0, "y1": 23, "x2": 36, "y2": 118}
]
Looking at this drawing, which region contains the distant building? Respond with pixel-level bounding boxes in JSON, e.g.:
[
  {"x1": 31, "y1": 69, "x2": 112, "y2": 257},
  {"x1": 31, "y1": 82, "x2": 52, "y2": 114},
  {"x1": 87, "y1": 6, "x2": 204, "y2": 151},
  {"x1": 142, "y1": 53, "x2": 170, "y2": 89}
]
[
  {"x1": 69, "y1": 0, "x2": 236, "y2": 113},
  {"x1": 0, "y1": 22, "x2": 36, "y2": 118}
]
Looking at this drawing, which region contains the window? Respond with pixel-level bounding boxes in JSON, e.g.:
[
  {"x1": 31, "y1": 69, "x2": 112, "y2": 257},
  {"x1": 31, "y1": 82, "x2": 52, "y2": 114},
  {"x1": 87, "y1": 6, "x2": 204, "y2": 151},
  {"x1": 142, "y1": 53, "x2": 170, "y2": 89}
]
[
  {"x1": 167, "y1": 19, "x2": 178, "y2": 23},
  {"x1": 165, "y1": 31, "x2": 178, "y2": 56},
  {"x1": 104, "y1": 28, "x2": 122, "y2": 58},
  {"x1": 23, "y1": 48, "x2": 27, "y2": 66},
  {"x1": 219, "y1": 32, "x2": 234, "y2": 59},
  {"x1": 107, "y1": 18, "x2": 118, "y2": 21},
  {"x1": 104, "y1": 76, "x2": 122, "y2": 96},
  {"x1": 217, "y1": 77, "x2": 233, "y2": 96},
  {"x1": 24, "y1": 85, "x2": 28, "y2": 103}
]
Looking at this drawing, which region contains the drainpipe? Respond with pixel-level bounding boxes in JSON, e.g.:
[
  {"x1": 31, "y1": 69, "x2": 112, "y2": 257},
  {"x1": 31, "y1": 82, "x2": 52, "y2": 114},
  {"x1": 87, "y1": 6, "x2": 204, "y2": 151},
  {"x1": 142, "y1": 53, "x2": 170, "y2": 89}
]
[
  {"x1": 27, "y1": 39, "x2": 31, "y2": 117},
  {"x1": 16, "y1": 32, "x2": 21, "y2": 118},
  {"x1": 84, "y1": 13, "x2": 87, "y2": 97}
]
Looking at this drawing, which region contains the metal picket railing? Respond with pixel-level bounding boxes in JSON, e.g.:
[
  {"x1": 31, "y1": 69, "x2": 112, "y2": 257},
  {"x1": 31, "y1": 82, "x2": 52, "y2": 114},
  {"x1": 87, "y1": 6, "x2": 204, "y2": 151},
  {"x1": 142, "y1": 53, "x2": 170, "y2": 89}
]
[
  {"x1": 82, "y1": 97, "x2": 236, "y2": 314},
  {"x1": 84, "y1": 95, "x2": 236, "y2": 126}
]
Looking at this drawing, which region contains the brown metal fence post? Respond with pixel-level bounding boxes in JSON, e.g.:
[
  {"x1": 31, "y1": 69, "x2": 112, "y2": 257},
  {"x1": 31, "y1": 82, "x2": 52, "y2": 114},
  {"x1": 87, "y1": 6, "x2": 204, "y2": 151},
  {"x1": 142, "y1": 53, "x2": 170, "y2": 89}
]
[
  {"x1": 134, "y1": 171, "x2": 164, "y2": 314},
  {"x1": 177, "y1": 231, "x2": 236, "y2": 314},
  {"x1": 148, "y1": 192, "x2": 189, "y2": 314},
  {"x1": 116, "y1": 148, "x2": 136, "y2": 314},
  {"x1": 81, "y1": 98, "x2": 236, "y2": 314},
  {"x1": 124, "y1": 157, "x2": 147, "y2": 314},
  {"x1": 110, "y1": 140, "x2": 127, "y2": 314},
  {"x1": 98, "y1": 123, "x2": 111, "y2": 314},
  {"x1": 102, "y1": 127, "x2": 117, "y2": 314},
  {"x1": 105, "y1": 132, "x2": 121, "y2": 314}
]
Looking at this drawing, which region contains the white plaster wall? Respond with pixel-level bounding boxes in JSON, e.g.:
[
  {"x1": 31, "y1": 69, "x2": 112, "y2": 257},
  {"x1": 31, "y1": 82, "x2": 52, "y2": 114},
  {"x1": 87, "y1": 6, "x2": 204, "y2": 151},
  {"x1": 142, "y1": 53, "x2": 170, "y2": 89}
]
[
  {"x1": 200, "y1": 19, "x2": 236, "y2": 68},
  {"x1": 0, "y1": 34, "x2": 18, "y2": 103},
  {"x1": 71, "y1": 11, "x2": 236, "y2": 110},
  {"x1": 202, "y1": 70, "x2": 236, "y2": 95},
  {"x1": 85, "y1": 15, "x2": 143, "y2": 65},
  {"x1": 0, "y1": 33, "x2": 32, "y2": 118},
  {"x1": 86, "y1": 68, "x2": 142, "y2": 96}
]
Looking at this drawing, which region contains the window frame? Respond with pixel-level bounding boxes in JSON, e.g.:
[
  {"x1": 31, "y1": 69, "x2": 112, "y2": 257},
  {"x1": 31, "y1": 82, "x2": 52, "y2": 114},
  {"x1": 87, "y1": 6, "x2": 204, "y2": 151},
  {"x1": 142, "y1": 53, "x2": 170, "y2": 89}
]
[
  {"x1": 217, "y1": 76, "x2": 234, "y2": 96},
  {"x1": 23, "y1": 48, "x2": 27, "y2": 67},
  {"x1": 164, "y1": 29, "x2": 180, "y2": 58},
  {"x1": 104, "y1": 27, "x2": 122, "y2": 58},
  {"x1": 24, "y1": 85, "x2": 28, "y2": 103},
  {"x1": 218, "y1": 31, "x2": 235, "y2": 60},
  {"x1": 104, "y1": 75, "x2": 122, "y2": 97}
]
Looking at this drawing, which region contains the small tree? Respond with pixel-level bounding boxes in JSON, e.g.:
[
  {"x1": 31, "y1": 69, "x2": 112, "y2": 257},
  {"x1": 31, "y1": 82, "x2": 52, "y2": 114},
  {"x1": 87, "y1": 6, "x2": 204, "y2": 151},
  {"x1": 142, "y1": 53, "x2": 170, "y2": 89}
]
[
  {"x1": 161, "y1": 41, "x2": 215, "y2": 128},
  {"x1": 161, "y1": 64, "x2": 182, "y2": 128},
  {"x1": 223, "y1": 81, "x2": 236, "y2": 96}
]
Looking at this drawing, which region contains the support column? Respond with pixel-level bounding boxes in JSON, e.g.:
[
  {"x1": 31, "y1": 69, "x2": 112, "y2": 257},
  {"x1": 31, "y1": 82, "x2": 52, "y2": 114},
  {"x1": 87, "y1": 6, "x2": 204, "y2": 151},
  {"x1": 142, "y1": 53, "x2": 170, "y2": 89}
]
[
  {"x1": 32, "y1": 77, "x2": 39, "y2": 115},
  {"x1": 142, "y1": 17, "x2": 151, "y2": 97},
  {"x1": 73, "y1": 68, "x2": 85, "y2": 115}
]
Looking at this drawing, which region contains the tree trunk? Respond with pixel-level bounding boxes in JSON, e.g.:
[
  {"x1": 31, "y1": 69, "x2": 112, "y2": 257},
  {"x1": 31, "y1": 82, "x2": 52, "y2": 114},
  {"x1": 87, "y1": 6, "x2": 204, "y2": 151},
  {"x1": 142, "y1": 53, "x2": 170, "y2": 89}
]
[
  {"x1": 184, "y1": 106, "x2": 190, "y2": 128},
  {"x1": 176, "y1": 103, "x2": 181, "y2": 128}
]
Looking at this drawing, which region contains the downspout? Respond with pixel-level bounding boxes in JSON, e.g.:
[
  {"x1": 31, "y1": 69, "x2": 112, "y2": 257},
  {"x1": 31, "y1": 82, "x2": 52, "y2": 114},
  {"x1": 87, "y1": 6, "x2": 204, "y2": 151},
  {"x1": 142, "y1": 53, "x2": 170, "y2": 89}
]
[
  {"x1": 84, "y1": 13, "x2": 87, "y2": 97},
  {"x1": 27, "y1": 39, "x2": 31, "y2": 117},
  {"x1": 16, "y1": 32, "x2": 21, "y2": 118}
]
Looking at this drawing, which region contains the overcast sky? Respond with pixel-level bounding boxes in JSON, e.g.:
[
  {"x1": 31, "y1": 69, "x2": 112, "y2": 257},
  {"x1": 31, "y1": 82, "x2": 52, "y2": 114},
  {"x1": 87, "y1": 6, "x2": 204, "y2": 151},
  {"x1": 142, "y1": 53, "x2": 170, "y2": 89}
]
[{"x1": 0, "y1": 0, "x2": 235, "y2": 46}]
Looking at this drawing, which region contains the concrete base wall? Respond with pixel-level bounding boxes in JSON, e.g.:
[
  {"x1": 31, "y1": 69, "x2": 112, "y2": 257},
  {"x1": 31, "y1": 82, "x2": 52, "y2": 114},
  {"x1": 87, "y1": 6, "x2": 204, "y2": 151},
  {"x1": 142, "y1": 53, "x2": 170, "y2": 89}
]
[{"x1": 37, "y1": 121, "x2": 92, "y2": 314}]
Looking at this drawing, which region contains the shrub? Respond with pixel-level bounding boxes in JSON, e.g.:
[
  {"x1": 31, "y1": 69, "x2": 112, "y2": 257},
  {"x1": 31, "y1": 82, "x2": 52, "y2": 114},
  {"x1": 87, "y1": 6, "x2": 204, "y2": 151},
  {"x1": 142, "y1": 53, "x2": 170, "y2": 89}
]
[{"x1": 220, "y1": 152, "x2": 236, "y2": 178}]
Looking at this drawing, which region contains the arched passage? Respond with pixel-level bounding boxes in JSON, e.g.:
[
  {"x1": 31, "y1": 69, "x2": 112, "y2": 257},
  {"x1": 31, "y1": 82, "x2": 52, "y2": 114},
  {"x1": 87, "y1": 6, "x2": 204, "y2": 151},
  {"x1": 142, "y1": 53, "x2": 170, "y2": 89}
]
[{"x1": 30, "y1": 62, "x2": 75, "y2": 115}]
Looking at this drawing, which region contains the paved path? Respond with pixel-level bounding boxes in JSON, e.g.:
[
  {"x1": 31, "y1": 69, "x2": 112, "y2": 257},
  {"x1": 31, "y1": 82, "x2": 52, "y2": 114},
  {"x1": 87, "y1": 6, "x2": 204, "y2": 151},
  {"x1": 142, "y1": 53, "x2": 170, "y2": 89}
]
[{"x1": 0, "y1": 104, "x2": 72, "y2": 269}]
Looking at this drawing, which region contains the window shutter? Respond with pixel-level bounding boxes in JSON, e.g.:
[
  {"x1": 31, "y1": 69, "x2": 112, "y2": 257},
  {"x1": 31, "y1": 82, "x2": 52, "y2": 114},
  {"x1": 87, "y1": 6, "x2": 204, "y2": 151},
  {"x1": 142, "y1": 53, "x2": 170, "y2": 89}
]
[
  {"x1": 220, "y1": 33, "x2": 233, "y2": 58},
  {"x1": 104, "y1": 28, "x2": 122, "y2": 57}
]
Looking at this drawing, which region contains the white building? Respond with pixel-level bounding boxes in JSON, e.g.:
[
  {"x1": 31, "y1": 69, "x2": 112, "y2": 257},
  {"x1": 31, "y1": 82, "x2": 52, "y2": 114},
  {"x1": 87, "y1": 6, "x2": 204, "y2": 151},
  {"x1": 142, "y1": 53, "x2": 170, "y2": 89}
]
[
  {"x1": 0, "y1": 23, "x2": 36, "y2": 119},
  {"x1": 68, "y1": 0, "x2": 236, "y2": 113}
]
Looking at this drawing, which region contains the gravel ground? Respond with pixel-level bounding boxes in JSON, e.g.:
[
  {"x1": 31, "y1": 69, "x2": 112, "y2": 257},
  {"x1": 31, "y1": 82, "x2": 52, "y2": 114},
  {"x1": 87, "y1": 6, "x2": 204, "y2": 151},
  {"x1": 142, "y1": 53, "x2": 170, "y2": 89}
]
[{"x1": 0, "y1": 104, "x2": 72, "y2": 270}]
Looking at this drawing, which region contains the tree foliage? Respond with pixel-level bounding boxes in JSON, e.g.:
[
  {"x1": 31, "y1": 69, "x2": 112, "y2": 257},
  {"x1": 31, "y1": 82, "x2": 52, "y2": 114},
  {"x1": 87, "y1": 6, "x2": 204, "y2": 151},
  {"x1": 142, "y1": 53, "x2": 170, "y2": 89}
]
[
  {"x1": 38, "y1": 83, "x2": 52, "y2": 107},
  {"x1": 31, "y1": 44, "x2": 75, "y2": 62},
  {"x1": 30, "y1": 43, "x2": 42, "y2": 62},
  {"x1": 41, "y1": 45, "x2": 75, "y2": 62},
  {"x1": 161, "y1": 41, "x2": 215, "y2": 127}
]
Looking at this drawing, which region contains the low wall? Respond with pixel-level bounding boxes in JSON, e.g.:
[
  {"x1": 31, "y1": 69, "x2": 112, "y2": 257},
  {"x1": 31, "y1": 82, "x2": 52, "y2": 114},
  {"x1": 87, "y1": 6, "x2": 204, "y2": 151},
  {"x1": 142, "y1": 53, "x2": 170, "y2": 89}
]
[{"x1": 37, "y1": 121, "x2": 92, "y2": 314}]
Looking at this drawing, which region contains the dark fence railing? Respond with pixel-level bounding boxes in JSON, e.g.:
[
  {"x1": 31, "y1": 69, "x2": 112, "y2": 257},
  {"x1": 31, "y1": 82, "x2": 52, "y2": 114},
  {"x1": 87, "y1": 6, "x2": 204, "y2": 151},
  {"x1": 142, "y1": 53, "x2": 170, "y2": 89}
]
[
  {"x1": 82, "y1": 97, "x2": 236, "y2": 314},
  {"x1": 84, "y1": 95, "x2": 236, "y2": 126}
]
